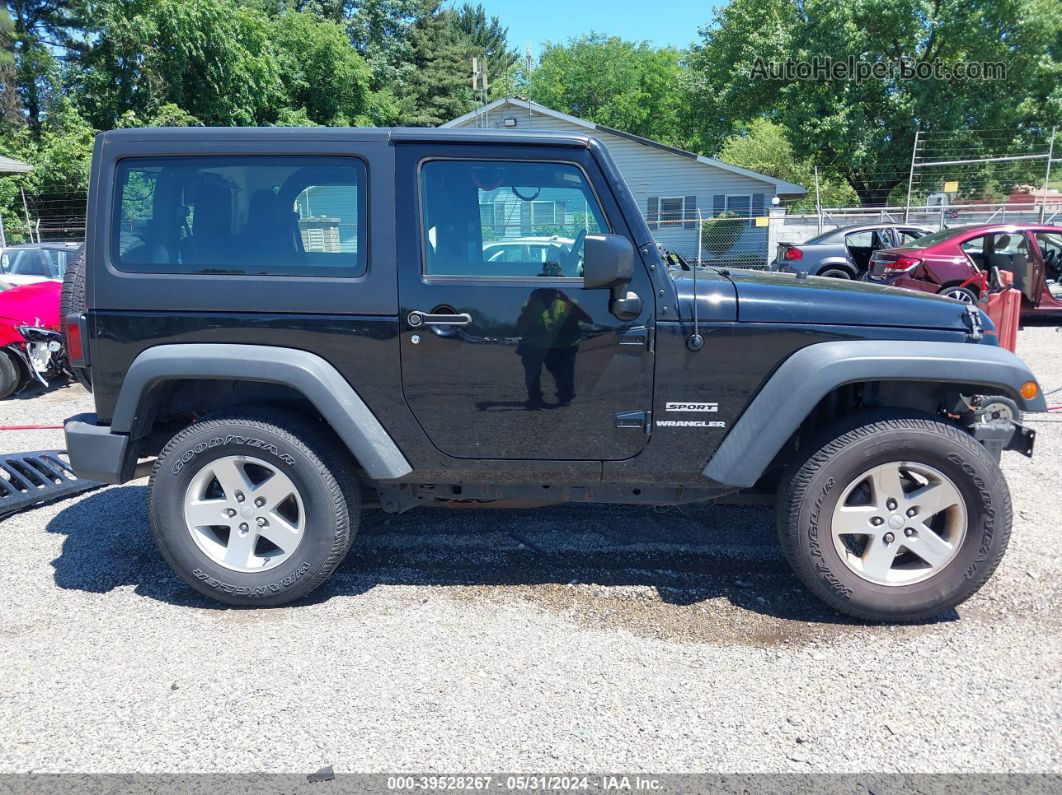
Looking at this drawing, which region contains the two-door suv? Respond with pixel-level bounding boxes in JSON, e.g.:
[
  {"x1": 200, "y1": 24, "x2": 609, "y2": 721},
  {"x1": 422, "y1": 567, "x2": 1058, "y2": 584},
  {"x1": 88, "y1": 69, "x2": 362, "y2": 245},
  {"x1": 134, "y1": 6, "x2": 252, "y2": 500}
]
[{"x1": 61, "y1": 127, "x2": 1045, "y2": 621}]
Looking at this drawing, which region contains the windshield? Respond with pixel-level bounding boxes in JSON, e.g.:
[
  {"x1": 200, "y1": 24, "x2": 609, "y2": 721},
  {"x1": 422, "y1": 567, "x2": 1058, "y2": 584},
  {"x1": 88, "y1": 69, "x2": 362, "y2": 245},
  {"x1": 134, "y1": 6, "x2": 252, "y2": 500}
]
[{"x1": 901, "y1": 226, "x2": 973, "y2": 249}]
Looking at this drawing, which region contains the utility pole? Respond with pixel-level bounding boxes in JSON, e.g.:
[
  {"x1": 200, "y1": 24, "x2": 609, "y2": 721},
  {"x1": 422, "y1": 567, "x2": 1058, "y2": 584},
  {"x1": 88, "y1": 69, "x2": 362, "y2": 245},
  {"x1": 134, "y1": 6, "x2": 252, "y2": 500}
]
[
  {"x1": 1040, "y1": 126, "x2": 1056, "y2": 224},
  {"x1": 472, "y1": 56, "x2": 489, "y2": 127},
  {"x1": 525, "y1": 44, "x2": 533, "y2": 129},
  {"x1": 904, "y1": 130, "x2": 920, "y2": 223},
  {"x1": 814, "y1": 166, "x2": 822, "y2": 234}
]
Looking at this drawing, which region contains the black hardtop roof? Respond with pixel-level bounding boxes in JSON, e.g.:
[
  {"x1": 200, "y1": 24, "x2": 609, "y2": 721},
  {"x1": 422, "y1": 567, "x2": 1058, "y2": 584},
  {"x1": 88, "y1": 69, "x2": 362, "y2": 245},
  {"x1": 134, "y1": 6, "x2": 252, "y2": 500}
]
[{"x1": 98, "y1": 126, "x2": 593, "y2": 148}]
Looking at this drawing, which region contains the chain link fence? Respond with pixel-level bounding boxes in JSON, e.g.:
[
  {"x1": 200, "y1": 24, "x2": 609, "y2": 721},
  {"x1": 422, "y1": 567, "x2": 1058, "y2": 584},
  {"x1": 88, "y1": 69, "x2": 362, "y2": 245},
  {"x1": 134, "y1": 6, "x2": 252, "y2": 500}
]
[{"x1": 646, "y1": 209, "x2": 770, "y2": 268}]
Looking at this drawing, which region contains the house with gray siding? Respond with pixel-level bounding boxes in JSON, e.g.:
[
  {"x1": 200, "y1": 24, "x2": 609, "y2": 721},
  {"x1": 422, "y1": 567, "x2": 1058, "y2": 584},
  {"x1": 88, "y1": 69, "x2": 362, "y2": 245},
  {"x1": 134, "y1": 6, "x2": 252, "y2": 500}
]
[{"x1": 443, "y1": 98, "x2": 806, "y2": 263}]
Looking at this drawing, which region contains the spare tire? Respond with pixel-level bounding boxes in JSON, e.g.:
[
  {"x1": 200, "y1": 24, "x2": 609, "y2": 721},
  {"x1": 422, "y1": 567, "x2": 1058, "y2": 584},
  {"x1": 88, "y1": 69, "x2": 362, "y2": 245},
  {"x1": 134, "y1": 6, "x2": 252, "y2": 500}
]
[{"x1": 60, "y1": 246, "x2": 91, "y2": 391}]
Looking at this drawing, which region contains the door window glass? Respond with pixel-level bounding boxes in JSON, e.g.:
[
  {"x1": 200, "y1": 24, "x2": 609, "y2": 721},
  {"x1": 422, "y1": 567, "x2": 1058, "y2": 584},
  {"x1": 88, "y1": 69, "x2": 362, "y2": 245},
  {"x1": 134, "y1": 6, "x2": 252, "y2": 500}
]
[
  {"x1": 1035, "y1": 232, "x2": 1062, "y2": 278},
  {"x1": 419, "y1": 160, "x2": 607, "y2": 279},
  {"x1": 846, "y1": 231, "x2": 874, "y2": 248},
  {"x1": 113, "y1": 156, "x2": 366, "y2": 276},
  {"x1": 898, "y1": 230, "x2": 925, "y2": 245}
]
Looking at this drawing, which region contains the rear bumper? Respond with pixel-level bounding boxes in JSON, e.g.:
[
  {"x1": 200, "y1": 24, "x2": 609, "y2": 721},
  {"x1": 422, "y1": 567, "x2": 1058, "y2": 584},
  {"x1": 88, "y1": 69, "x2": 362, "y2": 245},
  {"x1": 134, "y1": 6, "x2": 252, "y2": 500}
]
[{"x1": 64, "y1": 413, "x2": 131, "y2": 484}]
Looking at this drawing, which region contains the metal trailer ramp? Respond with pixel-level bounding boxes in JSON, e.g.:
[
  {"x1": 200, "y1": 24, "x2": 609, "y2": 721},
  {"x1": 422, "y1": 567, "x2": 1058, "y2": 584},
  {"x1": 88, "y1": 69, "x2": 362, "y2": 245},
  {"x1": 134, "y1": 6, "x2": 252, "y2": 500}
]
[{"x1": 0, "y1": 450, "x2": 100, "y2": 520}]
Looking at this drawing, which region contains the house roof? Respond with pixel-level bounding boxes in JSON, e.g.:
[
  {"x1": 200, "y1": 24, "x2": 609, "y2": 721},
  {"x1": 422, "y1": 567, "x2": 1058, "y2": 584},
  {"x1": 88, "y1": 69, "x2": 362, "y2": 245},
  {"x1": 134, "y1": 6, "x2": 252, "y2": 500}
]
[
  {"x1": 443, "y1": 98, "x2": 807, "y2": 198},
  {"x1": 0, "y1": 155, "x2": 32, "y2": 174}
]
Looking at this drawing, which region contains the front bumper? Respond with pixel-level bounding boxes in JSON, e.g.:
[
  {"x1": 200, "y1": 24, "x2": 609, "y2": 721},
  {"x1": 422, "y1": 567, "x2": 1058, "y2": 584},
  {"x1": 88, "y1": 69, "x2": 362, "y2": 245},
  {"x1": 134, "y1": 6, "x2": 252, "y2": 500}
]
[{"x1": 64, "y1": 413, "x2": 132, "y2": 484}]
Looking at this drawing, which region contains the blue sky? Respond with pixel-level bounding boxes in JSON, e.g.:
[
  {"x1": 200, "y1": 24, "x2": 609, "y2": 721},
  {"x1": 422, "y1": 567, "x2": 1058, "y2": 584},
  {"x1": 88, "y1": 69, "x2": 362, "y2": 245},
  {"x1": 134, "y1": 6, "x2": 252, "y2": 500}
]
[{"x1": 476, "y1": 0, "x2": 721, "y2": 56}]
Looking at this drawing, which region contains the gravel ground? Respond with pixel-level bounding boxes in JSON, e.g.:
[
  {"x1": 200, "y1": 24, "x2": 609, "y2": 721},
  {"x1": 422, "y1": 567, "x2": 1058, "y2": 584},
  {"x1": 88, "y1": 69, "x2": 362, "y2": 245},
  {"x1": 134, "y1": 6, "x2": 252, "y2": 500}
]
[{"x1": 0, "y1": 328, "x2": 1060, "y2": 774}]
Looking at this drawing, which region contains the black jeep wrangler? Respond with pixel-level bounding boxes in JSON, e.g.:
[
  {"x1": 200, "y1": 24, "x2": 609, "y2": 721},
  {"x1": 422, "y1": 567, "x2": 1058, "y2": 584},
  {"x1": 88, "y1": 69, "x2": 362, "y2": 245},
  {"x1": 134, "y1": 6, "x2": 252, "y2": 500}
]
[{"x1": 61, "y1": 127, "x2": 1044, "y2": 621}]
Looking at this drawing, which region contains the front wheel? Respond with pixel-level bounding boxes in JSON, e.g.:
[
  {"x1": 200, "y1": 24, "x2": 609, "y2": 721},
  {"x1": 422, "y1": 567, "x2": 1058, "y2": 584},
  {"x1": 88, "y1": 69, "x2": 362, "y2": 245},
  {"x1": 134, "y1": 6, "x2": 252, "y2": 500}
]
[
  {"x1": 148, "y1": 410, "x2": 359, "y2": 607},
  {"x1": 778, "y1": 413, "x2": 1011, "y2": 622}
]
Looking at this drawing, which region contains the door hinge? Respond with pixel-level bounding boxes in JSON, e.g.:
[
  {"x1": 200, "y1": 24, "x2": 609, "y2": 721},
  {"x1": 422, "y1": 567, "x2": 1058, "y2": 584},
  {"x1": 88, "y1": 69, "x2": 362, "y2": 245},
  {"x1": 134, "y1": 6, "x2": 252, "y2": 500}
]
[{"x1": 615, "y1": 410, "x2": 651, "y2": 434}]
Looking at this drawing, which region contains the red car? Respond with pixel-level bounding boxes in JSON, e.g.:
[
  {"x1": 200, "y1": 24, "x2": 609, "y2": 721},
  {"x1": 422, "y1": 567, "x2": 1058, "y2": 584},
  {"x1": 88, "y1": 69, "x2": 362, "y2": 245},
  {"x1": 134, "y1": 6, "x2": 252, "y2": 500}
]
[
  {"x1": 867, "y1": 223, "x2": 1062, "y2": 315},
  {"x1": 0, "y1": 281, "x2": 66, "y2": 399}
]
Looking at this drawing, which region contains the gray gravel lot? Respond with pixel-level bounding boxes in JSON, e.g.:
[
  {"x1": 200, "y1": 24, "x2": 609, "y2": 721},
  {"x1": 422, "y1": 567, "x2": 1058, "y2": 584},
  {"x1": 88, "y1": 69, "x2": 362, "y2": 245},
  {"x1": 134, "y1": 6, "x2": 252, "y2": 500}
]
[{"x1": 0, "y1": 328, "x2": 1060, "y2": 774}]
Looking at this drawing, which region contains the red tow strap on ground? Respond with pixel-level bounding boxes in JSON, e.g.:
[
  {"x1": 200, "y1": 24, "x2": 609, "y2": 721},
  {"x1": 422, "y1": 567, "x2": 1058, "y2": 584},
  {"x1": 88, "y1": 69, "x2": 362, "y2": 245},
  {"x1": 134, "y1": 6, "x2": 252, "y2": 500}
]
[{"x1": 0, "y1": 424, "x2": 64, "y2": 431}]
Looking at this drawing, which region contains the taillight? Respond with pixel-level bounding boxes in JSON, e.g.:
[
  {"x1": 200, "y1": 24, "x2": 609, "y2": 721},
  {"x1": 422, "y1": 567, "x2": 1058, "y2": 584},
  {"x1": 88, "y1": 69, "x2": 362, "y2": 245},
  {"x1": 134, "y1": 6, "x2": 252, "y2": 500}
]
[
  {"x1": 65, "y1": 314, "x2": 85, "y2": 365},
  {"x1": 783, "y1": 246, "x2": 803, "y2": 261},
  {"x1": 884, "y1": 256, "x2": 922, "y2": 274}
]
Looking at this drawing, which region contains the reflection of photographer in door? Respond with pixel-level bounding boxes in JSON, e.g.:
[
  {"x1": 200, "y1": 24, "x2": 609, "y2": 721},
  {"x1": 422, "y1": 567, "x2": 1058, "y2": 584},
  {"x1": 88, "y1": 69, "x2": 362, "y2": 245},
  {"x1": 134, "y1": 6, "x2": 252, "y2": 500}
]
[{"x1": 516, "y1": 288, "x2": 591, "y2": 409}]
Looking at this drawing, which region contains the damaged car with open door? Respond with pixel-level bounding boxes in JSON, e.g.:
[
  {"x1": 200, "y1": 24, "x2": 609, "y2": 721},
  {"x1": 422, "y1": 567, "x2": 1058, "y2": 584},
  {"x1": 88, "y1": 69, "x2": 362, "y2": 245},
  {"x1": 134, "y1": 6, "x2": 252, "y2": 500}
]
[{"x1": 774, "y1": 223, "x2": 932, "y2": 279}]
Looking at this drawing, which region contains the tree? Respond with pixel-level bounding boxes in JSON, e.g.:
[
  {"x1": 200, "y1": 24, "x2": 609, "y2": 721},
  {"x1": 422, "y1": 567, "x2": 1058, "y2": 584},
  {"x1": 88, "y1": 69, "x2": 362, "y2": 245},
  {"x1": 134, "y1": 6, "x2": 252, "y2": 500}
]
[
  {"x1": 529, "y1": 34, "x2": 688, "y2": 147},
  {"x1": 687, "y1": 0, "x2": 1062, "y2": 206},
  {"x1": 347, "y1": 0, "x2": 422, "y2": 93},
  {"x1": 452, "y1": 4, "x2": 517, "y2": 81},
  {"x1": 398, "y1": 0, "x2": 475, "y2": 126},
  {"x1": 271, "y1": 10, "x2": 373, "y2": 125},
  {"x1": 6, "y1": 0, "x2": 86, "y2": 134},
  {"x1": 77, "y1": 0, "x2": 285, "y2": 129},
  {"x1": 0, "y1": 7, "x2": 18, "y2": 128},
  {"x1": 718, "y1": 119, "x2": 857, "y2": 210}
]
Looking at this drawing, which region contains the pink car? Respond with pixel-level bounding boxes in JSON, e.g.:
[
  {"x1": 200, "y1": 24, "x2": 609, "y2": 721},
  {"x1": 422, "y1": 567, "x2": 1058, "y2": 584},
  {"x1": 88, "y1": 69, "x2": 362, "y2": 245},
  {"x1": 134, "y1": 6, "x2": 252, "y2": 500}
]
[
  {"x1": 867, "y1": 223, "x2": 1062, "y2": 316},
  {"x1": 0, "y1": 281, "x2": 66, "y2": 399}
]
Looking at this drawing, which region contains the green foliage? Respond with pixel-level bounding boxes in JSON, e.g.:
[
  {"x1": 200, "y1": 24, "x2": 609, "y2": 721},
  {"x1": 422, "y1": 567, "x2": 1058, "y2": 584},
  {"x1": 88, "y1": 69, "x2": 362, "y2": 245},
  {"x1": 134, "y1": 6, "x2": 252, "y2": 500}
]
[
  {"x1": 271, "y1": 10, "x2": 373, "y2": 125},
  {"x1": 530, "y1": 34, "x2": 689, "y2": 148},
  {"x1": 398, "y1": 0, "x2": 475, "y2": 126},
  {"x1": 718, "y1": 119, "x2": 857, "y2": 210},
  {"x1": 700, "y1": 211, "x2": 746, "y2": 258},
  {"x1": 78, "y1": 0, "x2": 285, "y2": 129},
  {"x1": 452, "y1": 4, "x2": 517, "y2": 80},
  {"x1": 687, "y1": 0, "x2": 1062, "y2": 206}
]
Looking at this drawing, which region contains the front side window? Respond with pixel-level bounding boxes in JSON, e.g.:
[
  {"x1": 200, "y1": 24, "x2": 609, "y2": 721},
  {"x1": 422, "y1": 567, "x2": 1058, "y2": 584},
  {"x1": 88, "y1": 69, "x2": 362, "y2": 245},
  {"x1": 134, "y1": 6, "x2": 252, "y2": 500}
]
[
  {"x1": 420, "y1": 160, "x2": 607, "y2": 279},
  {"x1": 113, "y1": 156, "x2": 366, "y2": 277}
]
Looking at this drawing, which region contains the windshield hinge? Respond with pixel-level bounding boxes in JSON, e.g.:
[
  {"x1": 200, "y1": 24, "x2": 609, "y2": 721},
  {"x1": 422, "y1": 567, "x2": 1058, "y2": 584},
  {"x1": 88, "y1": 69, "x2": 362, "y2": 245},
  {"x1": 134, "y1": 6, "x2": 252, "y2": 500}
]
[{"x1": 962, "y1": 305, "x2": 984, "y2": 341}]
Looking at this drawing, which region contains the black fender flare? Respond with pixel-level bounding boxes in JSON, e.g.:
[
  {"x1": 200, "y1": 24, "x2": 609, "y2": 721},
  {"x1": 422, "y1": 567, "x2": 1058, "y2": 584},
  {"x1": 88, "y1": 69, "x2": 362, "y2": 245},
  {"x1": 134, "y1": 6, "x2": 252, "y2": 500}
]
[
  {"x1": 111, "y1": 343, "x2": 412, "y2": 480},
  {"x1": 703, "y1": 340, "x2": 1046, "y2": 488}
]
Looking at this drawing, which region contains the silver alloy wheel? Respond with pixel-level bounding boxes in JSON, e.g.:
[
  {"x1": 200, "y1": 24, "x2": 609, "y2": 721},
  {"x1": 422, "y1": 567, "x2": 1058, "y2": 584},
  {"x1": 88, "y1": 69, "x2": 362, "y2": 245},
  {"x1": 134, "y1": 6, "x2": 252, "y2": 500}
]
[
  {"x1": 183, "y1": 454, "x2": 305, "y2": 573},
  {"x1": 942, "y1": 288, "x2": 974, "y2": 303},
  {"x1": 831, "y1": 461, "x2": 967, "y2": 586}
]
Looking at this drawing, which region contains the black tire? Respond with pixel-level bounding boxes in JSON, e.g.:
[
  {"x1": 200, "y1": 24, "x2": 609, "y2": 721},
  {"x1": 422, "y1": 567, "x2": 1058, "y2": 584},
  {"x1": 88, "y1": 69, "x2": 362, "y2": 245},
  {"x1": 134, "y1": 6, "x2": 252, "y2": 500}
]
[
  {"x1": 59, "y1": 248, "x2": 91, "y2": 391},
  {"x1": 0, "y1": 350, "x2": 22, "y2": 400},
  {"x1": 819, "y1": 268, "x2": 852, "y2": 279},
  {"x1": 148, "y1": 410, "x2": 360, "y2": 607},
  {"x1": 939, "y1": 285, "x2": 978, "y2": 305},
  {"x1": 778, "y1": 412, "x2": 1011, "y2": 623}
]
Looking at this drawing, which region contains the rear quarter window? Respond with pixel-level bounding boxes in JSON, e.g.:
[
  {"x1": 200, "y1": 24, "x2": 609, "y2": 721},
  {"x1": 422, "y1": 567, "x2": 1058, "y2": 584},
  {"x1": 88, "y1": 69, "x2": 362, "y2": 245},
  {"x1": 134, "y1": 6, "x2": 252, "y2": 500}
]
[{"x1": 112, "y1": 156, "x2": 367, "y2": 277}]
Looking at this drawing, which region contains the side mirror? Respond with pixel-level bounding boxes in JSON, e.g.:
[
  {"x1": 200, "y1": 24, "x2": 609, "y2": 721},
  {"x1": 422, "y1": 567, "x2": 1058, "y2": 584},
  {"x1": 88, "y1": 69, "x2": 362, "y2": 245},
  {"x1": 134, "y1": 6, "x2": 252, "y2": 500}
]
[
  {"x1": 583, "y1": 234, "x2": 633, "y2": 290},
  {"x1": 582, "y1": 234, "x2": 641, "y2": 321}
]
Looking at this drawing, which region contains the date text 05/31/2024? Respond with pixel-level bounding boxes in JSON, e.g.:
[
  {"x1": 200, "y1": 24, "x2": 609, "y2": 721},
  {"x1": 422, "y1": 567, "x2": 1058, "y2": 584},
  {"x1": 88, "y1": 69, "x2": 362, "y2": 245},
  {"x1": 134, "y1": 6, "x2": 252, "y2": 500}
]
[{"x1": 386, "y1": 775, "x2": 663, "y2": 791}]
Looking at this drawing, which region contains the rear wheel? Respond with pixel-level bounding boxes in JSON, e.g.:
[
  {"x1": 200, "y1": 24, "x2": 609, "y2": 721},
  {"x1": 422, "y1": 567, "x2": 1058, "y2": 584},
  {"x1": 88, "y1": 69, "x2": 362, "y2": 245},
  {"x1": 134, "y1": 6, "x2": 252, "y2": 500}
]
[
  {"x1": 819, "y1": 268, "x2": 852, "y2": 279},
  {"x1": 778, "y1": 412, "x2": 1011, "y2": 622},
  {"x1": 59, "y1": 249, "x2": 91, "y2": 391},
  {"x1": 148, "y1": 410, "x2": 359, "y2": 607},
  {"x1": 940, "y1": 285, "x2": 978, "y2": 304}
]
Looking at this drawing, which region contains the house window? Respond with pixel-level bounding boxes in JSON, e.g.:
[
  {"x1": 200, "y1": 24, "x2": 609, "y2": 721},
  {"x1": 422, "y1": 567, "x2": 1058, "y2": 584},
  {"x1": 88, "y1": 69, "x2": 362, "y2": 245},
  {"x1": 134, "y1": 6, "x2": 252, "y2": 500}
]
[
  {"x1": 659, "y1": 197, "x2": 685, "y2": 226},
  {"x1": 725, "y1": 195, "x2": 752, "y2": 217},
  {"x1": 531, "y1": 200, "x2": 557, "y2": 228}
]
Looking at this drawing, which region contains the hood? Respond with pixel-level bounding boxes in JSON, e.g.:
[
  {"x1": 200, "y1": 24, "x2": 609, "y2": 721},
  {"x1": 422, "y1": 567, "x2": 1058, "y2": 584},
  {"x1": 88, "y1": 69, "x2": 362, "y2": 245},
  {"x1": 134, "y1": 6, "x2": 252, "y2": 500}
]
[
  {"x1": 724, "y1": 269, "x2": 976, "y2": 331},
  {"x1": 0, "y1": 281, "x2": 62, "y2": 329}
]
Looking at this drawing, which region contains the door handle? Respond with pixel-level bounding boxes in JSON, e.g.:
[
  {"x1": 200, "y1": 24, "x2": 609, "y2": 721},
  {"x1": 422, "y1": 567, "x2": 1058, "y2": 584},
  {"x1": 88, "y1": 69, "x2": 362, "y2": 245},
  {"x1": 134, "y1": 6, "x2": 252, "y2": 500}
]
[{"x1": 408, "y1": 311, "x2": 472, "y2": 327}]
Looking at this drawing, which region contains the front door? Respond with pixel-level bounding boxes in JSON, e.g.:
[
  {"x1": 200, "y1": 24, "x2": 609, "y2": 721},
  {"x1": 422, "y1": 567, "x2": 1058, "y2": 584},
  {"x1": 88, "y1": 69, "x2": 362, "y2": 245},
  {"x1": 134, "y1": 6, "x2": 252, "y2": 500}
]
[{"x1": 396, "y1": 144, "x2": 655, "y2": 461}]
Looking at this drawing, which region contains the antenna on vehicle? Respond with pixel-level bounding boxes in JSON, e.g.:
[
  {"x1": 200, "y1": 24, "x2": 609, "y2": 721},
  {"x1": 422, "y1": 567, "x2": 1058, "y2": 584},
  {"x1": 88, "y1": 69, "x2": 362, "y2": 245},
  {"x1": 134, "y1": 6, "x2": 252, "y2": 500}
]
[{"x1": 687, "y1": 218, "x2": 704, "y2": 352}]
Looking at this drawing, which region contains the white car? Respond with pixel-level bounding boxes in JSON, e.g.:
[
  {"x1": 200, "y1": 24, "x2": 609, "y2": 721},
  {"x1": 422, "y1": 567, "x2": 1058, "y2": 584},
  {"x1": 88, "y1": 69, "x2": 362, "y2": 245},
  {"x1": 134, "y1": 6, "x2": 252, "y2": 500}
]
[{"x1": 0, "y1": 243, "x2": 81, "y2": 286}]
